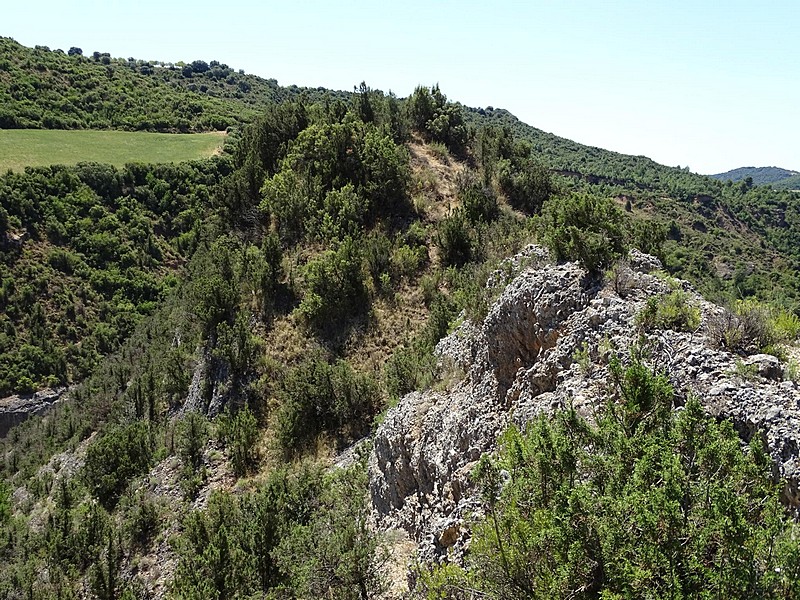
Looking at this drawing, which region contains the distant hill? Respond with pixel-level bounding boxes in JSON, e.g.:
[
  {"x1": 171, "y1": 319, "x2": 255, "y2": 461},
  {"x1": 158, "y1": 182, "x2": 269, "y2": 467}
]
[
  {"x1": 773, "y1": 174, "x2": 800, "y2": 191},
  {"x1": 710, "y1": 166, "x2": 800, "y2": 187}
]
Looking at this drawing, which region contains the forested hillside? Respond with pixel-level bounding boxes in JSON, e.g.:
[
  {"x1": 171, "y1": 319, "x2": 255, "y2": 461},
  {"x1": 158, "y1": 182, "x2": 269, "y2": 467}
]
[
  {"x1": 0, "y1": 37, "x2": 338, "y2": 131},
  {"x1": 710, "y1": 166, "x2": 800, "y2": 192},
  {"x1": 466, "y1": 107, "x2": 800, "y2": 304},
  {"x1": 773, "y1": 174, "x2": 800, "y2": 191},
  {"x1": 0, "y1": 158, "x2": 232, "y2": 394},
  {"x1": 2, "y1": 39, "x2": 800, "y2": 599}
]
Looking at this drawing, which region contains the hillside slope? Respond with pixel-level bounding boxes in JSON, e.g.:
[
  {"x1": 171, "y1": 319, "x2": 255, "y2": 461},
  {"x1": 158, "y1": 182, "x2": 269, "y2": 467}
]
[
  {"x1": 373, "y1": 248, "x2": 800, "y2": 597},
  {"x1": 774, "y1": 174, "x2": 800, "y2": 191},
  {"x1": 463, "y1": 107, "x2": 800, "y2": 304},
  {"x1": 0, "y1": 37, "x2": 341, "y2": 131},
  {"x1": 2, "y1": 47, "x2": 800, "y2": 597},
  {"x1": 0, "y1": 158, "x2": 232, "y2": 394}
]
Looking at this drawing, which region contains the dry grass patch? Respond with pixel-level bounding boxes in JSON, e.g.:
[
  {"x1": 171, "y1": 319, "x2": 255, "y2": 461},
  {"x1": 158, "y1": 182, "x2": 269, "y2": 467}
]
[
  {"x1": 408, "y1": 138, "x2": 466, "y2": 220},
  {"x1": 343, "y1": 283, "x2": 431, "y2": 375}
]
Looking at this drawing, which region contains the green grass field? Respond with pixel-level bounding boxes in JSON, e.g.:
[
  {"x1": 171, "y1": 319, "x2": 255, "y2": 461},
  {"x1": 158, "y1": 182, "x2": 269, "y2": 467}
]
[{"x1": 0, "y1": 129, "x2": 226, "y2": 172}]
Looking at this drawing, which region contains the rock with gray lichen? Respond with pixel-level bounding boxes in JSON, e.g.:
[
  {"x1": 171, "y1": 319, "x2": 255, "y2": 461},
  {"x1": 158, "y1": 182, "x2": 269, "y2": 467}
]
[{"x1": 369, "y1": 246, "x2": 800, "y2": 569}]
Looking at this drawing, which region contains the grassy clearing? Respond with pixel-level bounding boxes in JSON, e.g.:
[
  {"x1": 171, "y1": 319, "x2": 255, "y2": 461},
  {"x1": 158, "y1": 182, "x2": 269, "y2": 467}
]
[{"x1": 0, "y1": 129, "x2": 225, "y2": 172}]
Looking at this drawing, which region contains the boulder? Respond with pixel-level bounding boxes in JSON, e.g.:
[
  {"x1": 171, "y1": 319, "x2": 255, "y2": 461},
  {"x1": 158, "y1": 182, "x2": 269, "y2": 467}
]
[{"x1": 743, "y1": 353, "x2": 783, "y2": 381}]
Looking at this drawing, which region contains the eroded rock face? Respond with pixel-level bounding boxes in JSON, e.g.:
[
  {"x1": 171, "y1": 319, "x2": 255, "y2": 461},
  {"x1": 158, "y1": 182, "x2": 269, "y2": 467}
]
[
  {"x1": 0, "y1": 387, "x2": 69, "y2": 437},
  {"x1": 484, "y1": 261, "x2": 589, "y2": 393},
  {"x1": 370, "y1": 256, "x2": 595, "y2": 562},
  {"x1": 369, "y1": 247, "x2": 800, "y2": 565}
]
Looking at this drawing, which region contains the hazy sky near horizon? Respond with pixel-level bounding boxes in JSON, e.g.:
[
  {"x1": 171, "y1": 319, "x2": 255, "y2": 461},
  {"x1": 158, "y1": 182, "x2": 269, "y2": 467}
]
[{"x1": 5, "y1": 0, "x2": 797, "y2": 174}]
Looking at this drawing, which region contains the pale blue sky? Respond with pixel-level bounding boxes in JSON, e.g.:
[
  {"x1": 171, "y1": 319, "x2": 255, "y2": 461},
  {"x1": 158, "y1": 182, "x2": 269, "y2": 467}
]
[{"x1": 4, "y1": 1, "x2": 798, "y2": 174}]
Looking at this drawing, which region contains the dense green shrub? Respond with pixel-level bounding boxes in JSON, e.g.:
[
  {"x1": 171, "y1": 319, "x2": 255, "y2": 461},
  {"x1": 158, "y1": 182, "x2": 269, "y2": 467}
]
[
  {"x1": 216, "y1": 404, "x2": 260, "y2": 477},
  {"x1": 260, "y1": 169, "x2": 319, "y2": 243},
  {"x1": 191, "y1": 237, "x2": 238, "y2": 338},
  {"x1": 317, "y1": 183, "x2": 369, "y2": 241},
  {"x1": 258, "y1": 232, "x2": 284, "y2": 304},
  {"x1": 391, "y1": 242, "x2": 427, "y2": 279},
  {"x1": 216, "y1": 100, "x2": 308, "y2": 227},
  {"x1": 538, "y1": 193, "x2": 627, "y2": 273},
  {"x1": 259, "y1": 119, "x2": 409, "y2": 243},
  {"x1": 460, "y1": 181, "x2": 499, "y2": 225},
  {"x1": 213, "y1": 312, "x2": 261, "y2": 391},
  {"x1": 421, "y1": 357, "x2": 800, "y2": 599},
  {"x1": 364, "y1": 231, "x2": 392, "y2": 287},
  {"x1": 630, "y1": 218, "x2": 668, "y2": 260},
  {"x1": 436, "y1": 212, "x2": 474, "y2": 268},
  {"x1": 473, "y1": 124, "x2": 553, "y2": 215},
  {"x1": 126, "y1": 492, "x2": 160, "y2": 550},
  {"x1": 89, "y1": 529, "x2": 125, "y2": 600},
  {"x1": 407, "y1": 85, "x2": 468, "y2": 156},
  {"x1": 276, "y1": 355, "x2": 379, "y2": 452},
  {"x1": 498, "y1": 156, "x2": 553, "y2": 215},
  {"x1": 363, "y1": 230, "x2": 427, "y2": 291},
  {"x1": 172, "y1": 488, "x2": 266, "y2": 598},
  {"x1": 359, "y1": 126, "x2": 411, "y2": 215},
  {"x1": 176, "y1": 411, "x2": 209, "y2": 470},
  {"x1": 0, "y1": 481, "x2": 10, "y2": 527},
  {"x1": 171, "y1": 461, "x2": 383, "y2": 599},
  {"x1": 83, "y1": 422, "x2": 154, "y2": 509},
  {"x1": 298, "y1": 237, "x2": 367, "y2": 328},
  {"x1": 275, "y1": 460, "x2": 386, "y2": 599},
  {"x1": 70, "y1": 497, "x2": 113, "y2": 569}
]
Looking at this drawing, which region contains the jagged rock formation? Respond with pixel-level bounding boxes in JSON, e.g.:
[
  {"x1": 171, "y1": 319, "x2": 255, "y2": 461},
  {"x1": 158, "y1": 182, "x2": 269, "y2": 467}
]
[
  {"x1": 0, "y1": 387, "x2": 69, "y2": 437},
  {"x1": 369, "y1": 247, "x2": 800, "y2": 567}
]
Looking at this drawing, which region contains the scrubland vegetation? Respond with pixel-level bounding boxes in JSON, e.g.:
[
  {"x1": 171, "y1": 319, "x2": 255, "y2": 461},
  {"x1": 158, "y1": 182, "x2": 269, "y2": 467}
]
[
  {"x1": 420, "y1": 361, "x2": 800, "y2": 598},
  {"x1": 2, "y1": 39, "x2": 800, "y2": 598}
]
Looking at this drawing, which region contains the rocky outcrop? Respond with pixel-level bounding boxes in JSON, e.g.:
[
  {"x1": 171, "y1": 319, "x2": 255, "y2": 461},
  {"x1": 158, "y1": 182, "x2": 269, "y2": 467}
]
[
  {"x1": 484, "y1": 260, "x2": 589, "y2": 393},
  {"x1": 370, "y1": 254, "x2": 596, "y2": 562},
  {"x1": 0, "y1": 230, "x2": 27, "y2": 251},
  {"x1": 369, "y1": 247, "x2": 800, "y2": 565},
  {"x1": 0, "y1": 387, "x2": 69, "y2": 437}
]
